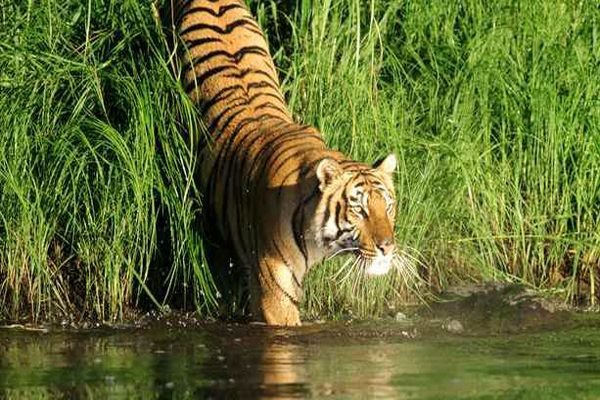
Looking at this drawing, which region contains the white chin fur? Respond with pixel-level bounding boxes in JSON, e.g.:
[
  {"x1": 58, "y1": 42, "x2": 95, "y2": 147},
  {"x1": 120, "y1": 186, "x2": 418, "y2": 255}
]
[{"x1": 365, "y1": 256, "x2": 392, "y2": 276}]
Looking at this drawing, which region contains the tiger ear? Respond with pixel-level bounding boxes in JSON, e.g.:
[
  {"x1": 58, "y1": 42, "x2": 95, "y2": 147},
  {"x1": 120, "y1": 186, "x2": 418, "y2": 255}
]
[
  {"x1": 316, "y1": 158, "x2": 342, "y2": 190},
  {"x1": 373, "y1": 153, "x2": 397, "y2": 175}
]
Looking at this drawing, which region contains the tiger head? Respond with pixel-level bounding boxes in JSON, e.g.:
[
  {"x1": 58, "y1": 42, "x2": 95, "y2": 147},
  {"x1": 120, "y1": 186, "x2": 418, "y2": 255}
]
[{"x1": 314, "y1": 154, "x2": 397, "y2": 275}]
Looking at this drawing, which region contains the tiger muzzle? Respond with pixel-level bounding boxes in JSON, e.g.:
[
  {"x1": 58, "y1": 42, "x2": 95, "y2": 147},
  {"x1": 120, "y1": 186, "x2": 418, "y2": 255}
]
[{"x1": 376, "y1": 238, "x2": 395, "y2": 256}]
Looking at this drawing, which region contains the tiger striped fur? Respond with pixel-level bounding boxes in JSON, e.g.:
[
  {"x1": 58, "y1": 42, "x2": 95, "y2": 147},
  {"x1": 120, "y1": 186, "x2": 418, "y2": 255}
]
[{"x1": 175, "y1": 0, "x2": 398, "y2": 326}]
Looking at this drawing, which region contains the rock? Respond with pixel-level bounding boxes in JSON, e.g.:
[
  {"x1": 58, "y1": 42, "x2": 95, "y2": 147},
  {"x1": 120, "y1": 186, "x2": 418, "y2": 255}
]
[
  {"x1": 395, "y1": 312, "x2": 408, "y2": 322},
  {"x1": 443, "y1": 319, "x2": 464, "y2": 334},
  {"x1": 426, "y1": 282, "x2": 572, "y2": 334}
]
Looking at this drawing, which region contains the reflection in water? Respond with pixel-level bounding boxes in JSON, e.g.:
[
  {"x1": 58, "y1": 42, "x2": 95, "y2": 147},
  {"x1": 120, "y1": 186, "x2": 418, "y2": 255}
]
[
  {"x1": 260, "y1": 343, "x2": 307, "y2": 398},
  {"x1": 0, "y1": 330, "x2": 176, "y2": 398},
  {"x1": 1, "y1": 322, "x2": 600, "y2": 399},
  {"x1": 191, "y1": 329, "x2": 311, "y2": 399}
]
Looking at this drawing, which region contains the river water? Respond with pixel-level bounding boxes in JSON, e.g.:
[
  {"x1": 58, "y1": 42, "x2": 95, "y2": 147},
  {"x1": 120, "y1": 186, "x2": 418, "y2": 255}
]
[{"x1": 1, "y1": 317, "x2": 599, "y2": 399}]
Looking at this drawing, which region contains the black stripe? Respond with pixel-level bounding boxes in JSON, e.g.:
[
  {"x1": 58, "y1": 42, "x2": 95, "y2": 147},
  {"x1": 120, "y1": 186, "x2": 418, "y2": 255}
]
[
  {"x1": 181, "y1": 37, "x2": 223, "y2": 55},
  {"x1": 334, "y1": 226, "x2": 353, "y2": 240},
  {"x1": 272, "y1": 241, "x2": 302, "y2": 289},
  {"x1": 251, "y1": 140, "x2": 320, "y2": 184},
  {"x1": 188, "y1": 46, "x2": 269, "y2": 70},
  {"x1": 248, "y1": 82, "x2": 286, "y2": 104},
  {"x1": 259, "y1": 117, "x2": 289, "y2": 130},
  {"x1": 218, "y1": 106, "x2": 250, "y2": 135},
  {"x1": 292, "y1": 185, "x2": 319, "y2": 265},
  {"x1": 257, "y1": 125, "x2": 317, "y2": 155},
  {"x1": 207, "y1": 101, "x2": 247, "y2": 133},
  {"x1": 230, "y1": 120, "x2": 288, "y2": 213},
  {"x1": 266, "y1": 143, "x2": 326, "y2": 175},
  {"x1": 333, "y1": 180, "x2": 353, "y2": 238},
  {"x1": 247, "y1": 89, "x2": 285, "y2": 105},
  {"x1": 341, "y1": 180, "x2": 351, "y2": 204},
  {"x1": 233, "y1": 119, "x2": 291, "y2": 165},
  {"x1": 225, "y1": 67, "x2": 279, "y2": 87},
  {"x1": 200, "y1": 84, "x2": 244, "y2": 115},
  {"x1": 210, "y1": 117, "x2": 258, "y2": 184},
  {"x1": 178, "y1": 3, "x2": 245, "y2": 25},
  {"x1": 230, "y1": 121, "x2": 292, "y2": 192},
  {"x1": 230, "y1": 119, "x2": 289, "y2": 167},
  {"x1": 334, "y1": 202, "x2": 343, "y2": 231},
  {"x1": 205, "y1": 118, "x2": 256, "y2": 242},
  {"x1": 233, "y1": 148, "x2": 257, "y2": 258},
  {"x1": 256, "y1": 112, "x2": 289, "y2": 123},
  {"x1": 221, "y1": 119, "x2": 289, "y2": 232},
  {"x1": 338, "y1": 160, "x2": 363, "y2": 170},
  {"x1": 183, "y1": 46, "x2": 269, "y2": 80},
  {"x1": 184, "y1": 64, "x2": 235, "y2": 93},
  {"x1": 216, "y1": 119, "x2": 261, "y2": 234},
  {"x1": 321, "y1": 163, "x2": 351, "y2": 226},
  {"x1": 246, "y1": 125, "x2": 314, "y2": 168},
  {"x1": 214, "y1": 116, "x2": 260, "y2": 176},
  {"x1": 234, "y1": 121, "x2": 298, "y2": 165},
  {"x1": 275, "y1": 156, "x2": 324, "y2": 195},
  {"x1": 190, "y1": 67, "x2": 281, "y2": 105},
  {"x1": 180, "y1": 18, "x2": 262, "y2": 37},
  {"x1": 320, "y1": 192, "x2": 335, "y2": 229},
  {"x1": 253, "y1": 101, "x2": 287, "y2": 114},
  {"x1": 247, "y1": 80, "x2": 283, "y2": 94},
  {"x1": 263, "y1": 259, "x2": 299, "y2": 305}
]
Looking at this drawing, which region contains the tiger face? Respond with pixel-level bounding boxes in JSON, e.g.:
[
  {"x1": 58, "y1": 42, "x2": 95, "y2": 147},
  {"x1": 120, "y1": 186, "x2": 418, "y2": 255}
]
[{"x1": 314, "y1": 154, "x2": 397, "y2": 275}]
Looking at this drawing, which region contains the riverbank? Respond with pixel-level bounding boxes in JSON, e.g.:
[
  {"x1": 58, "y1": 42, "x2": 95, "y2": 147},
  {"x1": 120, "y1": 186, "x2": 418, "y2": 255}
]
[{"x1": 0, "y1": 283, "x2": 585, "y2": 336}]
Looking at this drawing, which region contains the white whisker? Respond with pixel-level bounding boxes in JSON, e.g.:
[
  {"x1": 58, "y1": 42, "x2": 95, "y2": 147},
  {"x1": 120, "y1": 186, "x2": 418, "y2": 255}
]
[
  {"x1": 327, "y1": 246, "x2": 359, "y2": 260},
  {"x1": 351, "y1": 259, "x2": 364, "y2": 293},
  {"x1": 399, "y1": 246, "x2": 425, "y2": 263},
  {"x1": 391, "y1": 250, "x2": 428, "y2": 302},
  {"x1": 332, "y1": 256, "x2": 360, "y2": 282}
]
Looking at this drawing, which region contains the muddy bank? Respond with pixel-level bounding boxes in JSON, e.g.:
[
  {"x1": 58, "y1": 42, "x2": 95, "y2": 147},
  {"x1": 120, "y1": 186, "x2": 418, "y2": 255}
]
[
  {"x1": 418, "y1": 282, "x2": 576, "y2": 335},
  {"x1": 0, "y1": 282, "x2": 587, "y2": 339}
]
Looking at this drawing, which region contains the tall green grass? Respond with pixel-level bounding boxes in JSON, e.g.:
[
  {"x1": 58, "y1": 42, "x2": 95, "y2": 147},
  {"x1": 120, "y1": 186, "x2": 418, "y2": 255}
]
[
  {"x1": 0, "y1": 0, "x2": 598, "y2": 322},
  {"x1": 0, "y1": 0, "x2": 216, "y2": 321}
]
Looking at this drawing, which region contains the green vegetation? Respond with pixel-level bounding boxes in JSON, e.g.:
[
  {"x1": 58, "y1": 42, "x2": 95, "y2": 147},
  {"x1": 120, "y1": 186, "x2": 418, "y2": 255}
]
[
  {"x1": 0, "y1": 0, "x2": 598, "y2": 322},
  {"x1": 0, "y1": 0, "x2": 215, "y2": 321}
]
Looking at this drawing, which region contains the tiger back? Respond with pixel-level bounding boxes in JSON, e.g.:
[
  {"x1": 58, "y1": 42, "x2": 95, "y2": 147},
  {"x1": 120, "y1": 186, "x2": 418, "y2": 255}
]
[{"x1": 178, "y1": 0, "x2": 290, "y2": 127}]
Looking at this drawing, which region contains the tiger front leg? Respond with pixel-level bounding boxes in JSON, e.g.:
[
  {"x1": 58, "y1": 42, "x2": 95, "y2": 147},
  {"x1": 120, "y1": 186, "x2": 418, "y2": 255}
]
[{"x1": 250, "y1": 256, "x2": 302, "y2": 326}]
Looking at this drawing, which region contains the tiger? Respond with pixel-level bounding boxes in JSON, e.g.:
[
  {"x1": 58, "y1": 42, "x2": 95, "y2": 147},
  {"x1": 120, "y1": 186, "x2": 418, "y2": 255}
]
[{"x1": 174, "y1": 0, "x2": 398, "y2": 326}]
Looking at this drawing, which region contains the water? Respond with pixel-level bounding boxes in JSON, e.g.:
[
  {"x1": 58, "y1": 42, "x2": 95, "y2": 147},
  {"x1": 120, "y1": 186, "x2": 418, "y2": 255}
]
[{"x1": 1, "y1": 319, "x2": 600, "y2": 399}]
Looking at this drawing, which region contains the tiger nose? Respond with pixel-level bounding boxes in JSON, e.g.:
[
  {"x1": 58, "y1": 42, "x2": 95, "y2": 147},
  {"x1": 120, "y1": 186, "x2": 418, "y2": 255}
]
[{"x1": 376, "y1": 239, "x2": 395, "y2": 256}]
